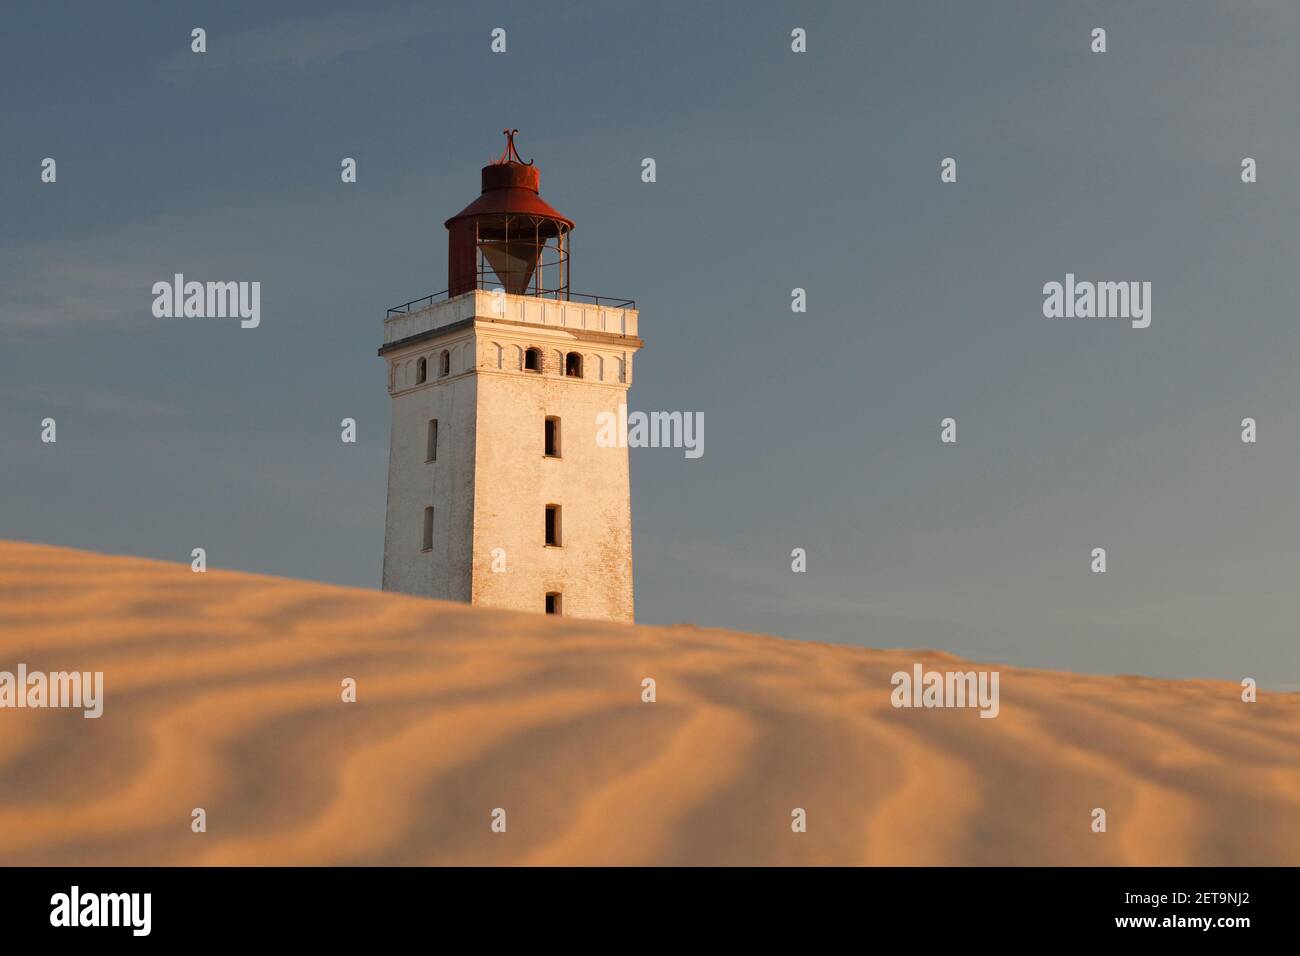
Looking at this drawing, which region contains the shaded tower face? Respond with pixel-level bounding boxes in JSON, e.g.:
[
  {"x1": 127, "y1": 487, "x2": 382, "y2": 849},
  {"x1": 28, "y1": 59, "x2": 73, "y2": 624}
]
[{"x1": 445, "y1": 129, "x2": 574, "y2": 298}]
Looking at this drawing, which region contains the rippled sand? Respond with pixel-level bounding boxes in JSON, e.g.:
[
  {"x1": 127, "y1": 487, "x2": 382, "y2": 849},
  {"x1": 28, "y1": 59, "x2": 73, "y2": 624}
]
[{"x1": 0, "y1": 540, "x2": 1296, "y2": 865}]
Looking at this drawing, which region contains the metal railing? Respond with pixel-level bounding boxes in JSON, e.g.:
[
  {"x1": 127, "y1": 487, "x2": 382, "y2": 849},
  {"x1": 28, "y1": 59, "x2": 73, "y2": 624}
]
[{"x1": 387, "y1": 286, "x2": 635, "y2": 318}]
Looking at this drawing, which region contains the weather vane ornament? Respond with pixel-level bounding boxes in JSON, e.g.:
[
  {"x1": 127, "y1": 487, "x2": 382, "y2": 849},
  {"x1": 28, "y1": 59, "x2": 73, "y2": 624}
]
[{"x1": 495, "y1": 128, "x2": 533, "y2": 166}]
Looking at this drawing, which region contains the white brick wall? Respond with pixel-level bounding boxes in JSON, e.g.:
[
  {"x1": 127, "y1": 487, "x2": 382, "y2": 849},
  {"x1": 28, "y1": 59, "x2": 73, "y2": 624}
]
[{"x1": 381, "y1": 291, "x2": 640, "y2": 622}]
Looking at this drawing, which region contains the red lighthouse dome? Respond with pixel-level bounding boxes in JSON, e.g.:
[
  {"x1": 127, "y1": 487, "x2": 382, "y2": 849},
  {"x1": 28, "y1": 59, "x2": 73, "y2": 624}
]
[{"x1": 445, "y1": 129, "x2": 573, "y2": 298}]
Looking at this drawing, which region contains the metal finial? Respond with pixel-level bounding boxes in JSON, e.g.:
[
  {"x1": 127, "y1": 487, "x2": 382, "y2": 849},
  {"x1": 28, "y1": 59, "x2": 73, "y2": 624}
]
[{"x1": 496, "y1": 128, "x2": 533, "y2": 166}]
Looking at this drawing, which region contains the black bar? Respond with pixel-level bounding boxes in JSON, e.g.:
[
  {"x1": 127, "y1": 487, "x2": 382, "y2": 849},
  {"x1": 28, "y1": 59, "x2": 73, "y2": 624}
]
[{"x1": 0, "y1": 866, "x2": 1283, "y2": 944}]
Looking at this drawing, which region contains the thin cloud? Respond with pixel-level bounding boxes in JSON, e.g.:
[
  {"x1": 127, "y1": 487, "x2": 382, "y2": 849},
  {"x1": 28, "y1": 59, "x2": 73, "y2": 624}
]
[
  {"x1": 4, "y1": 384, "x2": 185, "y2": 420},
  {"x1": 157, "y1": 10, "x2": 445, "y2": 81},
  {"x1": 155, "y1": 2, "x2": 636, "y2": 81}
]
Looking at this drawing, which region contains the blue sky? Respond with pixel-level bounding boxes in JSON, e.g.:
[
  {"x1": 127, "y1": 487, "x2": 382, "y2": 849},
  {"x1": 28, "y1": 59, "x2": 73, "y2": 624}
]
[{"x1": 3, "y1": 1, "x2": 1298, "y2": 686}]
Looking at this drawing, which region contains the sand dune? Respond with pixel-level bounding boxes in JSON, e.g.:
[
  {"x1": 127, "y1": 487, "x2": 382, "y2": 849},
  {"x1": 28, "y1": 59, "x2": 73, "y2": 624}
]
[{"x1": 0, "y1": 539, "x2": 1296, "y2": 865}]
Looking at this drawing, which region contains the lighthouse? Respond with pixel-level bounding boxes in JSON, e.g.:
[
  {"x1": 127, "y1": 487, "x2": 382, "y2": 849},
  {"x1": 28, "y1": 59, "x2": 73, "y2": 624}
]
[{"x1": 378, "y1": 130, "x2": 642, "y2": 622}]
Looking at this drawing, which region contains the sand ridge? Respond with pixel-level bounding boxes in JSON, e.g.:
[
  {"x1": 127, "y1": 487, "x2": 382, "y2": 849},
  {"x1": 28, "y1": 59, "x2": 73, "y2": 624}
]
[{"x1": 0, "y1": 540, "x2": 1297, "y2": 865}]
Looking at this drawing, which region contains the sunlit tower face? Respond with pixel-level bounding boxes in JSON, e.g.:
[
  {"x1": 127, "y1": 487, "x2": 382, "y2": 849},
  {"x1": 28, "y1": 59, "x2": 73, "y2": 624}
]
[{"x1": 445, "y1": 130, "x2": 573, "y2": 299}]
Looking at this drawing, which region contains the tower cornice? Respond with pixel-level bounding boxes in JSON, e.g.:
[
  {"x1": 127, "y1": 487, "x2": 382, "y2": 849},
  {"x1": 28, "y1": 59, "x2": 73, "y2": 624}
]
[{"x1": 381, "y1": 289, "x2": 639, "y2": 352}]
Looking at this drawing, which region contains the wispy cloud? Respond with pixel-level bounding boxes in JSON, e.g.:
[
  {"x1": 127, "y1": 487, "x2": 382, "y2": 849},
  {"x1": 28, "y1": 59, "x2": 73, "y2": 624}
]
[
  {"x1": 155, "y1": 2, "x2": 638, "y2": 81},
  {"x1": 0, "y1": 225, "x2": 173, "y2": 333},
  {"x1": 3, "y1": 384, "x2": 185, "y2": 420},
  {"x1": 157, "y1": 9, "x2": 445, "y2": 81},
  {"x1": 0, "y1": 178, "x2": 418, "y2": 337}
]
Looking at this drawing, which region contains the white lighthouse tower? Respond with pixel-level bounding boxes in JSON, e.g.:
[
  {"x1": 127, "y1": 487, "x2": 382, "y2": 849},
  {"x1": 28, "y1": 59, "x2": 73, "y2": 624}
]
[{"x1": 379, "y1": 130, "x2": 642, "y2": 622}]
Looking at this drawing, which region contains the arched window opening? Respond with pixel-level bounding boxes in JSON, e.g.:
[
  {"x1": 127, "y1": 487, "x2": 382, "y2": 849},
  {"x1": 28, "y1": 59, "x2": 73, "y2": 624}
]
[
  {"x1": 440, "y1": 350, "x2": 450, "y2": 377},
  {"x1": 524, "y1": 347, "x2": 542, "y2": 372},
  {"x1": 416, "y1": 357, "x2": 427, "y2": 384},
  {"x1": 565, "y1": 352, "x2": 583, "y2": 378}
]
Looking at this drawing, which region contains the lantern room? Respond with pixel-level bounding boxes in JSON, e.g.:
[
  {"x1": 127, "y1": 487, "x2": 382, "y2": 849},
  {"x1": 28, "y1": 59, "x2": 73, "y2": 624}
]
[{"x1": 445, "y1": 129, "x2": 573, "y2": 299}]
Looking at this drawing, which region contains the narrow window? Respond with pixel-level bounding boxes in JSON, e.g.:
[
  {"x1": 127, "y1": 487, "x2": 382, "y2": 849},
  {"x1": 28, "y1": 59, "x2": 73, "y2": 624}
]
[
  {"x1": 416, "y1": 357, "x2": 427, "y2": 384},
  {"x1": 545, "y1": 504, "x2": 561, "y2": 547},
  {"x1": 422, "y1": 506, "x2": 434, "y2": 551},
  {"x1": 524, "y1": 347, "x2": 542, "y2": 372},
  {"x1": 545, "y1": 592, "x2": 562, "y2": 616},
  {"x1": 544, "y1": 416, "x2": 560, "y2": 458},
  {"x1": 565, "y1": 352, "x2": 583, "y2": 378},
  {"x1": 439, "y1": 349, "x2": 450, "y2": 377},
  {"x1": 426, "y1": 419, "x2": 438, "y2": 462}
]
